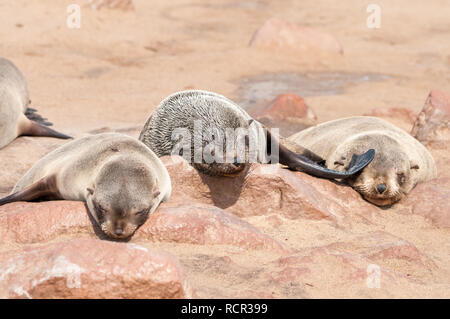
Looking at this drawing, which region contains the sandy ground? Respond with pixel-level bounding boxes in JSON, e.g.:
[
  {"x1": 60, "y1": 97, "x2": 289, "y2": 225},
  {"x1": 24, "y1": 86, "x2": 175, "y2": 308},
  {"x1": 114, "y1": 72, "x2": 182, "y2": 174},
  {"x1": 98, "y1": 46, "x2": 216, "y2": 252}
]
[{"x1": 0, "y1": 0, "x2": 449, "y2": 298}]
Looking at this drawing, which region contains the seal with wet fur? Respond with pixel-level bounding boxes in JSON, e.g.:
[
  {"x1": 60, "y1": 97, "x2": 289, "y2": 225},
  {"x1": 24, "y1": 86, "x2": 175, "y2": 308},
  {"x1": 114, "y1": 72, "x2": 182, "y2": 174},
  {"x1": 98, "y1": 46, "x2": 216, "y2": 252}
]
[
  {"x1": 288, "y1": 116, "x2": 437, "y2": 206},
  {"x1": 0, "y1": 57, "x2": 70, "y2": 149},
  {"x1": 139, "y1": 90, "x2": 375, "y2": 179},
  {"x1": 0, "y1": 133, "x2": 171, "y2": 239}
]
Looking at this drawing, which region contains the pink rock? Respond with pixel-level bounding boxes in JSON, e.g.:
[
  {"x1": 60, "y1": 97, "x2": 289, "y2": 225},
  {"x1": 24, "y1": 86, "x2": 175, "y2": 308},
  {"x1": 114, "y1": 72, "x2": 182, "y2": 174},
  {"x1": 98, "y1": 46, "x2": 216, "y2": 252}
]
[
  {"x1": 136, "y1": 202, "x2": 291, "y2": 253},
  {"x1": 401, "y1": 178, "x2": 450, "y2": 228},
  {"x1": 249, "y1": 17, "x2": 343, "y2": 54},
  {"x1": 255, "y1": 94, "x2": 316, "y2": 122},
  {"x1": 411, "y1": 90, "x2": 450, "y2": 146},
  {"x1": 0, "y1": 238, "x2": 192, "y2": 298}
]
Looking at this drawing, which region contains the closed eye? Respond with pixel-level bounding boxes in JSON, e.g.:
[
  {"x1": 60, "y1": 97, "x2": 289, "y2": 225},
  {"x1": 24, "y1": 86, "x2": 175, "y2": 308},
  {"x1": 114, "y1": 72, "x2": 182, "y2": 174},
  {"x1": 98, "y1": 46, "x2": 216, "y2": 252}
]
[
  {"x1": 136, "y1": 208, "x2": 150, "y2": 217},
  {"x1": 93, "y1": 202, "x2": 107, "y2": 220},
  {"x1": 397, "y1": 173, "x2": 406, "y2": 185}
]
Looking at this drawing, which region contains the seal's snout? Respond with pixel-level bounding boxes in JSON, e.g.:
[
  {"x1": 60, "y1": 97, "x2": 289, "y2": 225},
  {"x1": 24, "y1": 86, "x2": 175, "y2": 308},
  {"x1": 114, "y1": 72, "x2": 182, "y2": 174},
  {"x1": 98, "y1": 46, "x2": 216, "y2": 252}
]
[
  {"x1": 376, "y1": 183, "x2": 387, "y2": 194},
  {"x1": 114, "y1": 228, "x2": 124, "y2": 236}
]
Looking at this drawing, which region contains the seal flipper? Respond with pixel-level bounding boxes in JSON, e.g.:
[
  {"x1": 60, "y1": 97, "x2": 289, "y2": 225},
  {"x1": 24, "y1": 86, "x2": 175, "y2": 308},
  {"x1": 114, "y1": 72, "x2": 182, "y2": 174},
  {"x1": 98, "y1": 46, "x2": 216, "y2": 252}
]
[
  {"x1": 265, "y1": 127, "x2": 375, "y2": 179},
  {"x1": 0, "y1": 175, "x2": 61, "y2": 206},
  {"x1": 21, "y1": 119, "x2": 72, "y2": 140},
  {"x1": 25, "y1": 107, "x2": 52, "y2": 126}
]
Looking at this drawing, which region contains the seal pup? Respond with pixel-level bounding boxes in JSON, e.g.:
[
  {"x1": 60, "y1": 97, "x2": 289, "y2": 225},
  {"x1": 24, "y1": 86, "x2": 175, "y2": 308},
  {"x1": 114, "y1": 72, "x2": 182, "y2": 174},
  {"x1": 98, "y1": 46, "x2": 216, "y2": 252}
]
[
  {"x1": 139, "y1": 90, "x2": 374, "y2": 179},
  {"x1": 288, "y1": 116, "x2": 437, "y2": 206},
  {"x1": 0, "y1": 133, "x2": 172, "y2": 239},
  {"x1": 0, "y1": 57, "x2": 70, "y2": 149}
]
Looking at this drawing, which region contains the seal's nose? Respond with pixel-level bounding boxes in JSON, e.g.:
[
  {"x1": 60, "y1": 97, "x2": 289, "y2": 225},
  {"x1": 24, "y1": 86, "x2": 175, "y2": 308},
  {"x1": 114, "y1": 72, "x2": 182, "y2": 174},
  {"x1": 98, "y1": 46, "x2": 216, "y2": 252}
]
[
  {"x1": 114, "y1": 228, "x2": 124, "y2": 236},
  {"x1": 376, "y1": 183, "x2": 387, "y2": 194}
]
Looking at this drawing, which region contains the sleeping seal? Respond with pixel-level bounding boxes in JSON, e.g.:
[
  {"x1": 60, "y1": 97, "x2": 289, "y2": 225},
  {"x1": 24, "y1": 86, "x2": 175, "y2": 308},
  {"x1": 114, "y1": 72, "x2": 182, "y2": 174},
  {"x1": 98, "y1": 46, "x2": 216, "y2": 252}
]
[
  {"x1": 0, "y1": 133, "x2": 172, "y2": 239},
  {"x1": 0, "y1": 57, "x2": 70, "y2": 149},
  {"x1": 288, "y1": 116, "x2": 437, "y2": 206},
  {"x1": 139, "y1": 90, "x2": 375, "y2": 179}
]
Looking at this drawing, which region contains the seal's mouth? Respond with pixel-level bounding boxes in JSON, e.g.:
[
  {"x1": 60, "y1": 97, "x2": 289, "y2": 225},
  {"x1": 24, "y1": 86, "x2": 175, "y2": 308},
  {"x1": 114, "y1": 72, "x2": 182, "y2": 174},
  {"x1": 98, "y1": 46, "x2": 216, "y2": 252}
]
[{"x1": 362, "y1": 194, "x2": 403, "y2": 207}]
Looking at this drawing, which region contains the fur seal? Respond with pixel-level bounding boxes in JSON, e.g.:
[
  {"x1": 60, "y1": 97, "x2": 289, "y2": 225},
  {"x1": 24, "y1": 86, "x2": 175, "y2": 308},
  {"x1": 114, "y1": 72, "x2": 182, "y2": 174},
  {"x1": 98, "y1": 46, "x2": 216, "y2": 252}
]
[
  {"x1": 288, "y1": 116, "x2": 437, "y2": 206},
  {"x1": 139, "y1": 90, "x2": 375, "y2": 179},
  {"x1": 0, "y1": 57, "x2": 70, "y2": 149},
  {"x1": 0, "y1": 133, "x2": 172, "y2": 239}
]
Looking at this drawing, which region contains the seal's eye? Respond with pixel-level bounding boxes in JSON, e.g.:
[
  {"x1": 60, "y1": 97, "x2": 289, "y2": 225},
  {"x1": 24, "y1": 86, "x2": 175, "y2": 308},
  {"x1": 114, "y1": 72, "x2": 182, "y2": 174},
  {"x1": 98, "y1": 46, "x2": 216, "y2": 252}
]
[
  {"x1": 135, "y1": 208, "x2": 151, "y2": 225},
  {"x1": 93, "y1": 202, "x2": 107, "y2": 221},
  {"x1": 397, "y1": 173, "x2": 406, "y2": 185},
  {"x1": 136, "y1": 208, "x2": 150, "y2": 217}
]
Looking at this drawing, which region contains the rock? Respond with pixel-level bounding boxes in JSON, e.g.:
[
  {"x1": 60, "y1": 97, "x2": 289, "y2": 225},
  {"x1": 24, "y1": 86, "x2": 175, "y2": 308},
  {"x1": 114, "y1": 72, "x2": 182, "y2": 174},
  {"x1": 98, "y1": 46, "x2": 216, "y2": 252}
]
[
  {"x1": 0, "y1": 200, "x2": 289, "y2": 253},
  {"x1": 0, "y1": 137, "x2": 66, "y2": 197},
  {"x1": 0, "y1": 201, "x2": 91, "y2": 244},
  {"x1": 136, "y1": 202, "x2": 291, "y2": 253},
  {"x1": 249, "y1": 94, "x2": 317, "y2": 137},
  {"x1": 262, "y1": 247, "x2": 440, "y2": 298},
  {"x1": 253, "y1": 94, "x2": 316, "y2": 122},
  {"x1": 249, "y1": 17, "x2": 343, "y2": 54},
  {"x1": 327, "y1": 231, "x2": 437, "y2": 276},
  {"x1": 411, "y1": 90, "x2": 450, "y2": 147},
  {"x1": 0, "y1": 238, "x2": 192, "y2": 298},
  {"x1": 400, "y1": 178, "x2": 450, "y2": 228},
  {"x1": 162, "y1": 156, "x2": 379, "y2": 225},
  {"x1": 364, "y1": 107, "x2": 417, "y2": 132},
  {"x1": 81, "y1": 0, "x2": 134, "y2": 11}
]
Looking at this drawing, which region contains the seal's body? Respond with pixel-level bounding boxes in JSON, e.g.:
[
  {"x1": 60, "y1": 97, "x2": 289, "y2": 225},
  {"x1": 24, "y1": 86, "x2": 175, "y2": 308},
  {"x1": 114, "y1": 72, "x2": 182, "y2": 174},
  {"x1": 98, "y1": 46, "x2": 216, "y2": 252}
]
[
  {"x1": 0, "y1": 57, "x2": 70, "y2": 149},
  {"x1": 289, "y1": 116, "x2": 437, "y2": 206},
  {"x1": 139, "y1": 90, "x2": 375, "y2": 179},
  {"x1": 0, "y1": 133, "x2": 171, "y2": 239}
]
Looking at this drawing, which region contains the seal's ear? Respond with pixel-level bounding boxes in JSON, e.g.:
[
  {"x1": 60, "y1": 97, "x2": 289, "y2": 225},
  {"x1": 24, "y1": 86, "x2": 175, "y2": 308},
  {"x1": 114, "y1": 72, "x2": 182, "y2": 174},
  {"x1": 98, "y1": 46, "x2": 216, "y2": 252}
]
[
  {"x1": 152, "y1": 190, "x2": 161, "y2": 198},
  {"x1": 410, "y1": 162, "x2": 420, "y2": 170},
  {"x1": 87, "y1": 187, "x2": 94, "y2": 195}
]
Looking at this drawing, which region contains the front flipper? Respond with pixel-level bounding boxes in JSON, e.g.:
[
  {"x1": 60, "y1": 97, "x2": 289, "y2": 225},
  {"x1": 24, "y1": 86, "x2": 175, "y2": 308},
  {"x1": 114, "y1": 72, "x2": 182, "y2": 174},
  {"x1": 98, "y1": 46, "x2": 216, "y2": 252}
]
[
  {"x1": 265, "y1": 127, "x2": 375, "y2": 179},
  {"x1": 0, "y1": 175, "x2": 61, "y2": 206}
]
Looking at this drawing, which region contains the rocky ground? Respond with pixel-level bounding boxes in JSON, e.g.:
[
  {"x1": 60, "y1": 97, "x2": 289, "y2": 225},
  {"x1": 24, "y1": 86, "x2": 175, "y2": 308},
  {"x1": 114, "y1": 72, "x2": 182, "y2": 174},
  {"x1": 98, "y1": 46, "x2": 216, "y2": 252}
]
[{"x1": 0, "y1": 0, "x2": 449, "y2": 298}]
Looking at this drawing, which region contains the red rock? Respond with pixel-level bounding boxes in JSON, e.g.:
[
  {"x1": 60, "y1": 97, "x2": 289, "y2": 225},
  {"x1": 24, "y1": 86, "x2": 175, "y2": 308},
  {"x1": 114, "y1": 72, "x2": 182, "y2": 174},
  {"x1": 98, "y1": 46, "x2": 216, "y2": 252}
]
[
  {"x1": 0, "y1": 201, "x2": 91, "y2": 244},
  {"x1": 400, "y1": 178, "x2": 450, "y2": 228},
  {"x1": 411, "y1": 90, "x2": 450, "y2": 146},
  {"x1": 255, "y1": 94, "x2": 316, "y2": 122},
  {"x1": 0, "y1": 238, "x2": 192, "y2": 298},
  {"x1": 0, "y1": 200, "x2": 290, "y2": 253},
  {"x1": 249, "y1": 17, "x2": 343, "y2": 54},
  {"x1": 162, "y1": 156, "x2": 379, "y2": 226},
  {"x1": 136, "y1": 202, "x2": 291, "y2": 253}
]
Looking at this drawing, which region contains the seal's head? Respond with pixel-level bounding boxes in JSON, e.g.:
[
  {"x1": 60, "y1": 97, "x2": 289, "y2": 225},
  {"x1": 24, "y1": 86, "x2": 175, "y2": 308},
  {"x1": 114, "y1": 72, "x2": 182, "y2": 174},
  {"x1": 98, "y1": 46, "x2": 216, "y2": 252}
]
[
  {"x1": 192, "y1": 114, "x2": 252, "y2": 177},
  {"x1": 85, "y1": 156, "x2": 161, "y2": 239},
  {"x1": 335, "y1": 134, "x2": 419, "y2": 206}
]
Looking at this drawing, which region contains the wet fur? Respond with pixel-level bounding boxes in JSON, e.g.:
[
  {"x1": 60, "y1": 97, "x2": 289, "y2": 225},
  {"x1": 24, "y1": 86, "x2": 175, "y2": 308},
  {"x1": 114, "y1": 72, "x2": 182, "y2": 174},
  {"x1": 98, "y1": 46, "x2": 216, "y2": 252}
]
[{"x1": 139, "y1": 90, "x2": 269, "y2": 176}]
